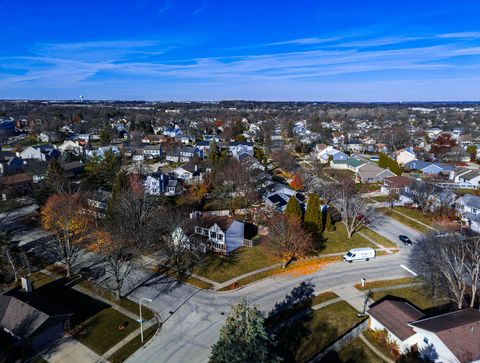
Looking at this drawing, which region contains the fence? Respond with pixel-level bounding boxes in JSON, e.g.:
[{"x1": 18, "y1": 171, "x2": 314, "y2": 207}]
[
  {"x1": 243, "y1": 239, "x2": 254, "y2": 247},
  {"x1": 308, "y1": 319, "x2": 369, "y2": 363}
]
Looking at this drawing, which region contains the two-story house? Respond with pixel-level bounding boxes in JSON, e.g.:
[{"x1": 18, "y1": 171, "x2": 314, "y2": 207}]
[
  {"x1": 173, "y1": 161, "x2": 210, "y2": 185},
  {"x1": 228, "y1": 142, "x2": 254, "y2": 159},
  {"x1": 144, "y1": 173, "x2": 182, "y2": 196},
  {"x1": 166, "y1": 146, "x2": 203, "y2": 163},
  {"x1": 381, "y1": 176, "x2": 412, "y2": 195},
  {"x1": 396, "y1": 148, "x2": 417, "y2": 166},
  {"x1": 456, "y1": 194, "x2": 480, "y2": 232},
  {"x1": 193, "y1": 216, "x2": 245, "y2": 254},
  {"x1": 143, "y1": 145, "x2": 163, "y2": 159},
  {"x1": 19, "y1": 145, "x2": 60, "y2": 162},
  {"x1": 0, "y1": 151, "x2": 23, "y2": 176}
]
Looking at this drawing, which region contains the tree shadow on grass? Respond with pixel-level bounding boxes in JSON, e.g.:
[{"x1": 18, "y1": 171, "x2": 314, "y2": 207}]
[
  {"x1": 266, "y1": 282, "x2": 316, "y2": 362},
  {"x1": 35, "y1": 278, "x2": 109, "y2": 325}
]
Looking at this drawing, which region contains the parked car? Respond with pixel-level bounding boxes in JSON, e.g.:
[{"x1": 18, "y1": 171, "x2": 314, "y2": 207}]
[
  {"x1": 343, "y1": 247, "x2": 376, "y2": 263},
  {"x1": 399, "y1": 235, "x2": 413, "y2": 245}
]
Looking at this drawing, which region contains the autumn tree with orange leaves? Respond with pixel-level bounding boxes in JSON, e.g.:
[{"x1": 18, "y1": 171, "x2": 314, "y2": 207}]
[
  {"x1": 265, "y1": 213, "x2": 313, "y2": 268},
  {"x1": 41, "y1": 194, "x2": 89, "y2": 278}
]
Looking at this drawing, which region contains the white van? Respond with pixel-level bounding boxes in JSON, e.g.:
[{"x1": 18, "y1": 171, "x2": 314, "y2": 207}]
[{"x1": 343, "y1": 247, "x2": 376, "y2": 263}]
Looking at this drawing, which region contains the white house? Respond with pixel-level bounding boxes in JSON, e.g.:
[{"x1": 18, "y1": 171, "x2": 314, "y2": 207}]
[
  {"x1": 369, "y1": 299, "x2": 480, "y2": 362},
  {"x1": 163, "y1": 124, "x2": 182, "y2": 138},
  {"x1": 396, "y1": 148, "x2": 417, "y2": 166},
  {"x1": 193, "y1": 216, "x2": 245, "y2": 254},
  {"x1": 368, "y1": 299, "x2": 425, "y2": 353},
  {"x1": 86, "y1": 146, "x2": 120, "y2": 160},
  {"x1": 143, "y1": 145, "x2": 163, "y2": 159},
  {"x1": 166, "y1": 146, "x2": 202, "y2": 163},
  {"x1": 19, "y1": 145, "x2": 60, "y2": 162},
  {"x1": 315, "y1": 145, "x2": 349, "y2": 163},
  {"x1": 228, "y1": 142, "x2": 254, "y2": 159},
  {"x1": 456, "y1": 194, "x2": 480, "y2": 232},
  {"x1": 57, "y1": 140, "x2": 83, "y2": 156}
]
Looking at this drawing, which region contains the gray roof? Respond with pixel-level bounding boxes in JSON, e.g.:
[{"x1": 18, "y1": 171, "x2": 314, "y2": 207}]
[{"x1": 459, "y1": 194, "x2": 480, "y2": 210}]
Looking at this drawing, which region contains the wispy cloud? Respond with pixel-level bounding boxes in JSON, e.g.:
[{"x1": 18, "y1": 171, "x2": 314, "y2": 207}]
[
  {"x1": 436, "y1": 32, "x2": 480, "y2": 39},
  {"x1": 192, "y1": 4, "x2": 208, "y2": 15},
  {"x1": 157, "y1": 0, "x2": 173, "y2": 15},
  {"x1": 267, "y1": 36, "x2": 342, "y2": 46}
]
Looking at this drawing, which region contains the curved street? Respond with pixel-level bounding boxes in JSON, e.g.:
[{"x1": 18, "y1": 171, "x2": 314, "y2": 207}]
[{"x1": 126, "y1": 216, "x2": 420, "y2": 363}]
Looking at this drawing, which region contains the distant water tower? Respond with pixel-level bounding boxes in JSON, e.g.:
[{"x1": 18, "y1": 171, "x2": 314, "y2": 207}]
[{"x1": 79, "y1": 95, "x2": 84, "y2": 103}]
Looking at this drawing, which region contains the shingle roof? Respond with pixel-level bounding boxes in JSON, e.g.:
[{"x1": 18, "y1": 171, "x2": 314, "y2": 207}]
[
  {"x1": 368, "y1": 299, "x2": 425, "y2": 341},
  {"x1": 460, "y1": 194, "x2": 480, "y2": 210},
  {"x1": 410, "y1": 309, "x2": 480, "y2": 361}
]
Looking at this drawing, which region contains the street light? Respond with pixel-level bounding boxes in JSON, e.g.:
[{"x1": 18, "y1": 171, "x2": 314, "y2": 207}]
[{"x1": 139, "y1": 297, "x2": 153, "y2": 343}]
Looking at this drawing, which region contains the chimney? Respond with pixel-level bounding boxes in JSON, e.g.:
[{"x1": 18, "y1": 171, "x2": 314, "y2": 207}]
[
  {"x1": 195, "y1": 164, "x2": 198, "y2": 172},
  {"x1": 21, "y1": 276, "x2": 33, "y2": 293}
]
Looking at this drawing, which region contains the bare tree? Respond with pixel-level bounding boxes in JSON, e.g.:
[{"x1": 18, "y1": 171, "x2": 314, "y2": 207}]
[
  {"x1": 335, "y1": 188, "x2": 382, "y2": 239},
  {"x1": 408, "y1": 180, "x2": 439, "y2": 213},
  {"x1": 464, "y1": 237, "x2": 480, "y2": 308},
  {"x1": 410, "y1": 235, "x2": 472, "y2": 309},
  {"x1": 0, "y1": 231, "x2": 18, "y2": 283},
  {"x1": 265, "y1": 213, "x2": 313, "y2": 268},
  {"x1": 157, "y1": 208, "x2": 205, "y2": 276}
]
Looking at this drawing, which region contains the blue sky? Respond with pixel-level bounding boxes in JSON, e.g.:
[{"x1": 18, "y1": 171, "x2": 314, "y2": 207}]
[{"x1": 1, "y1": 0, "x2": 480, "y2": 101}]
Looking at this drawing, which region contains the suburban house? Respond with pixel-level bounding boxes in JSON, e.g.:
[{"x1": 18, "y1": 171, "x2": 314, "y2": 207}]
[
  {"x1": 195, "y1": 141, "x2": 211, "y2": 154},
  {"x1": 449, "y1": 169, "x2": 480, "y2": 189},
  {"x1": 84, "y1": 190, "x2": 111, "y2": 218},
  {"x1": 143, "y1": 145, "x2": 163, "y2": 159},
  {"x1": 315, "y1": 145, "x2": 349, "y2": 163},
  {"x1": 345, "y1": 139, "x2": 364, "y2": 153},
  {"x1": 228, "y1": 142, "x2": 254, "y2": 159},
  {"x1": 369, "y1": 298, "x2": 480, "y2": 362},
  {"x1": 263, "y1": 182, "x2": 299, "y2": 212},
  {"x1": 57, "y1": 140, "x2": 84, "y2": 157},
  {"x1": 0, "y1": 151, "x2": 23, "y2": 176},
  {"x1": 193, "y1": 216, "x2": 245, "y2": 254},
  {"x1": 330, "y1": 158, "x2": 366, "y2": 173},
  {"x1": 163, "y1": 125, "x2": 182, "y2": 138},
  {"x1": 172, "y1": 161, "x2": 210, "y2": 185},
  {"x1": 142, "y1": 134, "x2": 166, "y2": 144},
  {"x1": 166, "y1": 146, "x2": 203, "y2": 163},
  {"x1": 357, "y1": 163, "x2": 396, "y2": 183},
  {"x1": 381, "y1": 176, "x2": 412, "y2": 195},
  {"x1": 368, "y1": 299, "x2": 425, "y2": 353},
  {"x1": 144, "y1": 173, "x2": 182, "y2": 196},
  {"x1": 19, "y1": 145, "x2": 60, "y2": 162},
  {"x1": 0, "y1": 278, "x2": 73, "y2": 351},
  {"x1": 405, "y1": 161, "x2": 455, "y2": 176},
  {"x1": 86, "y1": 146, "x2": 120, "y2": 160},
  {"x1": 408, "y1": 309, "x2": 480, "y2": 363},
  {"x1": 456, "y1": 194, "x2": 480, "y2": 232},
  {"x1": 396, "y1": 148, "x2": 417, "y2": 165}
]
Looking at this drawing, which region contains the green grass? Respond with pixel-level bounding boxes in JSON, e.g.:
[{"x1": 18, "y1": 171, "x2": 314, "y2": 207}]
[
  {"x1": 355, "y1": 277, "x2": 419, "y2": 291},
  {"x1": 335, "y1": 336, "x2": 386, "y2": 363},
  {"x1": 30, "y1": 272, "x2": 55, "y2": 289},
  {"x1": 276, "y1": 301, "x2": 366, "y2": 363},
  {"x1": 372, "y1": 285, "x2": 448, "y2": 310},
  {"x1": 193, "y1": 246, "x2": 278, "y2": 283},
  {"x1": 361, "y1": 228, "x2": 398, "y2": 248},
  {"x1": 108, "y1": 323, "x2": 159, "y2": 363},
  {"x1": 77, "y1": 308, "x2": 137, "y2": 355},
  {"x1": 0, "y1": 199, "x2": 24, "y2": 212},
  {"x1": 311, "y1": 291, "x2": 339, "y2": 306},
  {"x1": 379, "y1": 208, "x2": 430, "y2": 233},
  {"x1": 321, "y1": 224, "x2": 377, "y2": 254}
]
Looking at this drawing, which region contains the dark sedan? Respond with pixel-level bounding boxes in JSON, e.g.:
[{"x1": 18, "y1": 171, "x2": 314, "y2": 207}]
[{"x1": 399, "y1": 235, "x2": 413, "y2": 245}]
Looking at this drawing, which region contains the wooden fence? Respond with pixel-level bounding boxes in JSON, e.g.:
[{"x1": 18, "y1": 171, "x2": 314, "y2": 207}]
[{"x1": 308, "y1": 319, "x2": 369, "y2": 362}]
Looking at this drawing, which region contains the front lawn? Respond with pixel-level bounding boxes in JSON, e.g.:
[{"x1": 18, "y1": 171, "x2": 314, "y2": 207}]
[
  {"x1": 77, "y1": 308, "x2": 137, "y2": 355},
  {"x1": 355, "y1": 277, "x2": 419, "y2": 291},
  {"x1": 321, "y1": 224, "x2": 376, "y2": 254},
  {"x1": 379, "y1": 208, "x2": 430, "y2": 233},
  {"x1": 108, "y1": 324, "x2": 159, "y2": 363},
  {"x1": 372, "y1": 285, "x2": 448, "y2": 310},
  {"x1": 193, "y1": 246, "x2": 278, "y2": 283},
  {"x1": 361, "y1": 228, "x2": 398, "y2": 248},
  {"x1": 275, "y1": 301, "x2": 366, "y2": 363}
]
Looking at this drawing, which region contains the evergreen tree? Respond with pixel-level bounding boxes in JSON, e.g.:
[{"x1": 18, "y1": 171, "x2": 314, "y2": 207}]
[
  {"x1": 324, "y1": 208, "x2": 334, "y2": 231},
  {"x1": 304, "y1": 194, "x2": 322, "y2": 233},
  {"x1": 209, "y1": 140, "x2": 220, "y2": 164},
  {"x1": 285, "y1": 196, "x2": 302, "y2": 220},
  {"x1": 378, "y1": 153, "x2": 388, "y2": 168},
  {"x1": 209, "y1": 298, "x2": 281, "y2": 363}
]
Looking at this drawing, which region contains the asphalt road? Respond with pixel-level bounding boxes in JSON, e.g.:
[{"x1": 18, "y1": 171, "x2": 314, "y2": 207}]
[{"x1": 126, "y1": 220, "x2": 419, "y2": 363}]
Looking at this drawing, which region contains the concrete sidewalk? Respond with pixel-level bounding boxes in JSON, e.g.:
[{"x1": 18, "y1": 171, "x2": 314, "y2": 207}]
[{"x1": 332, "y1": 285, "x2": 370, "y2": 312}]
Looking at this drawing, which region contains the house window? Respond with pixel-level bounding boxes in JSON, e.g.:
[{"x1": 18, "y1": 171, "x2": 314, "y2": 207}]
[
  {"x1": 217, "y1": 233, "x2": 224, "y2": 240},
  {"x1": 473, "y1": 208, "x2": 477, "y2": 214},
  {"x1": 423, "y1": 337, "x2": 429, "y2": 344}
]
